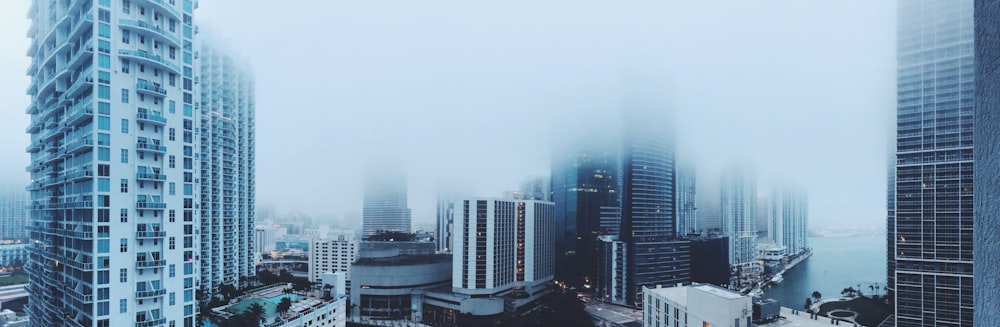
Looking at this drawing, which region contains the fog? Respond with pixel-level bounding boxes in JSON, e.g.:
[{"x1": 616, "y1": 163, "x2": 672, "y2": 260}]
[{"x1": 0, "y1": 0, "x2": 895, "y2": 229}]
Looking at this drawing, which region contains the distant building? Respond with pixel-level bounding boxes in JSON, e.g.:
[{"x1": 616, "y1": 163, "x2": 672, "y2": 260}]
[
  {"x1": 362, "y1": 169, "x2": 411, "y2": 236},
  {"x1": 452, "y1": 198, "x2": 554, "y2": 298},
  {"x1": 308, "y1": 237, "x2": 357, "y2": 283},
  {"x1": 255, "y1": 225, "x2": 276, "y2": 254},
  {"x1": 676, "y1": 164, "x2": 698, "y2": 236},
  {"x1": 689, "y1": 237, "x2": 729, "y2": 287},
  {"x1": 0, "y1": 188, "x2": 28, "y2": 241},
  {"x1": 768, "y1": 187, "x2": 808, "y2": 255},
  {"x1": 720, "y1": 166, "x2": 758, "y2": 273},
  {"x1": 518, "y1": 176, "x2": 551, "y2": 201},
  {"x1": 435, "y1": 188, "x2": 463, "y2": 253}
]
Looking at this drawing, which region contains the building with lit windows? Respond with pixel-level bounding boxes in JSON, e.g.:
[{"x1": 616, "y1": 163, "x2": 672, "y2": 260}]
[
  {"x1": 891, "y1": 0, "x2": 974, "y2": 325},
  {"x1": 24, "y1": 0, "x2": 201, "y2": 326},
  {"x1": 308, "y1": 237, "x2": 357, "y2": 284},
  {"x1": 198, "y1": 43, "x2": 256, "y2": 299}
]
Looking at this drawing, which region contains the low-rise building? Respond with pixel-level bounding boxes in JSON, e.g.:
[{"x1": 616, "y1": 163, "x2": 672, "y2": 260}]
[{"x1": 643, "y1": 283, "x2": 841, "y2": 327}]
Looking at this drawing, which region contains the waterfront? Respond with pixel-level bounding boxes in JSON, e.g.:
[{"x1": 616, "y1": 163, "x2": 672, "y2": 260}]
[{"x1": 763, "y1": 235, "x2": 887, "y2": 309}]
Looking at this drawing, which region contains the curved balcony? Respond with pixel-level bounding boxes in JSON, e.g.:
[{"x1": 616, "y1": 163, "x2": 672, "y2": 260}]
[
  {"x1": 25, "y1": 120, "x2": 42, "y2": 134},
  {"x1": 136, "y1": 142, "x2": 167, "y2": 154},
  {"x1": 139, "y1": 0, "x2": 182, "y2": 20},
  {"x1": 118, "y1": 49, "x2": 180, "y2": 74},
  {"x1": 64, "y1": 138, "x2": 93, "y2": 155},
  {"x1": 136, "y1": 80, "x2": 167, "y2": 97},
  {"x1": 65, "y1": 168, "x2": 94, "y2": 182},
  {"x1": 26, "y1": 142, "x2": 42, "y2": 153},
  {"x1": 65, "y1": 102, "x2": 94, "y2": 127},
  {"x1": 119, "y1": 19, "x2": 180, "y2": 47},
  {"x1": 136, "y1": 110, "x2": 167, "y2": 125}
]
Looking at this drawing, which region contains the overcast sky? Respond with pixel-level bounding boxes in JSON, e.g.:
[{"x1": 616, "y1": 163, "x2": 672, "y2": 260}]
[{"x1": 0, "y1": 1, "x2": 895, "y2": 229}]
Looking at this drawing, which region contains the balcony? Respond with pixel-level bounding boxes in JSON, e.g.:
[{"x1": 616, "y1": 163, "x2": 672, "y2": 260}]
[
  {"x1": 63, "y1": 69, "x2": 94, "y2": 99},
  {"x1": 136, "y1": 230, "x2": 166, "y2": 239},
  {"x1": 135, "y1": 260, "x2": 166, "y2": 269},
  {"x1": 65, "y1": 168, "x2": 94, "y2": 181},
  {"x1": 64, "y1": 138, "x2": 93, "y2": 154},
  {"x1": 139, "y1": 0, "x2": 182, "y2": 20},
  {"x1": 64, "y1": 199, "x2": 94, "y2": 209},
  {"x1": 136, "y1": 172, "x2": 167, "y2": 182},
  {"x1": 136, "y1": 288, "x2": 166, "y2": 299},
  {"x1": 65, "y1": 102, "x2": 94, "y2": 127},
  {"x1": 135, "y1": 317, "x2": 167, "y2": 327},
  {"x1": 118, "y1": 49, "x2": 180, "y2": 74},
  {"x1": 136, "y1": 111, "x2": 167, "y2": 125},
  {"x1": 26, "y1": 142, "x2": 42, "y2": 153},
  {"x1": 136, "y1": 80, "x2": 167, "y2": 97},
  {"x1": 119, "y1": 19, "x2": 180, "y2": 47},
  {"x1": 136, "y1": 201, "x2": 167, "y2": 210},
  {"x1": 136, "y1": 142, "x2": 167, "y2": 154},
  {"x1": 25, "y1": 120, "x2": 41, "y2": 134}
]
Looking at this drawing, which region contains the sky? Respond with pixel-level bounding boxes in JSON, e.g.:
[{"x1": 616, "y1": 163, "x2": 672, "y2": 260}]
[{"x1": 0, "y1": 0, "x2": 896, "y2": 229}]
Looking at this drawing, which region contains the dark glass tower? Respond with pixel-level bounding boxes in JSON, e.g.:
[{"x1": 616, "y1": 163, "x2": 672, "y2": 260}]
[
  {"x1": 892, "y1": 0, "x2": 974, "y2": 325},
  {"x1": 974, "y1": 0, "x2": 1000, "y2": 324}
]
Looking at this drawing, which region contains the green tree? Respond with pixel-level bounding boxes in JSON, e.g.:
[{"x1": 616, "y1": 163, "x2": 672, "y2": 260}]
[
  {"x1": 277, "y1": 297, "x2": 293, "y2": 316},
  {"x1": 805, "y1": 298, "x2": 813, "y2": 312},
  {"x1": 811, "y1": 291, "x2": 822, "y2": 302},
  {"x1": 246, "y1": 303, "x2": 266, "y2": 324}
]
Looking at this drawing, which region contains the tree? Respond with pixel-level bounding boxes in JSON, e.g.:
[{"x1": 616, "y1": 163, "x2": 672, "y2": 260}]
[
  {"x1": 258, "y1": 269, "x2": 279, "y2": 285},
  {"x1": 811, "y1": 291, "x2": 822, "y2": 302},
  {"x1": 804, "y1": 298, "x2": 813, "y2": 313},
  {"x1": 246, "y1": 303, "x2": 266, "y2": 324},
  {"x1": 277, "y1": 297, "x2": 293, "y2": 316}
]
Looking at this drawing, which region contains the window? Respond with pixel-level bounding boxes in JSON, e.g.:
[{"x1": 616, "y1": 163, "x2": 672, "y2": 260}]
[
  {"x1": 169, "y1": 292, "x2": 175, "y2": 305},
  {"x1": 120, "y1": 299, "x2": 127, "y2": 313},
  {"x1": 99, "y1": 9, "x2": 111, "y2": 22},
  {"x1": 139, "y1": 64, "x2": 145, "y2": 73},
  {"x1": 121, "y1": 119, "x2": 128, "y2": 133},
  {"x1": 169, "y1": 155, "x2": 175, "y2": 168},
  {"x1": 121, "y1": 149, "x2": 128, "y2": 163},
  {"x1": 121, "y1": 59, "x2": 129, "y2": 73},
  {"x1": 169, "y1": 100, "x2": 175, "y2": 114},
  {"x1": 122, "y1": 0, "x2": 130, "y2": 13},
  {"x1": 98, "y1": 178, "x2": 110, "y2": 192},
  {"x1": 122, "y1": 89, "x2": 128, "y2": 103},
  {"x1": 169, "y1": 128, "x2": 175, "y2": 141},
  {"x1": 120, "y1": 179, "x2": 128, "y2": 193},
  {"x1": 169, "y1": 73, "x2": 176, "y2": 86},
  {"x1": 120, "y1": 269, "x2": 127, "y2": 283},
  {"x1": 169, "y1": 237, "x2": 175, "y2": 250},
  {"x1": 169, "y1": 182, "x2": 175, "y2": 195},
  {"x1": 169, "y1": 210, "x2": 176, "y2": 222},
  {"x1": 139, "y1": 35, "x2": 145, "y2": 44},
  {"x1": 120, "y1": 238, "x2": 128, "y2": 252},
  {"x1": 98, "y1": 271, "x2": 110, "y2": 285},
  {"x1": 122, "y1": 31, "x2": 129, "y2": 44},
  {"x1": 120, "y1": 208, "x2": 128, "y2": 222}
]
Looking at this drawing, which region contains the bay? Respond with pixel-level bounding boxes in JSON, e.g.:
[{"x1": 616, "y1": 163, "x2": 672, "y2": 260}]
[{"x1": 761, "y1": 234, "x2": 887, "y2": 310}]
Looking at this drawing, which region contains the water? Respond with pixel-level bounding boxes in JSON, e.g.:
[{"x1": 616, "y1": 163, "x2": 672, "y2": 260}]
[{"x1": 763, "y1": 235, "x2": 887, "y2": 310}]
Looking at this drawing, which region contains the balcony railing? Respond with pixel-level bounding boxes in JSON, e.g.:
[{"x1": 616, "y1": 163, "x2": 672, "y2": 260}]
[
  {"x1": 136, "y1": 172, "x2": 167, "y2": 181},
  {"x1": 136, "y1": 111, "x2": 167, "y2": 125},
  {"x1": 136, "y1": 231, "x2": 166, "y2": 239},
  {"x1": 136, "y1": 80, "x2": 167, "y2": 96},
  {"x1": 119, "y1": 49, "x2": 179, "y2": 73},
  {"x1": 135, "y1": 260, "x2": 166, "y2": 269},
  {"x1": 136, "y1": 289, "x2": 166, "y2": 299},
  {"x1": 136, "y1": 142, "x2": 167, "y2": 153},
  {"x1": 136, "y1": 202, "x2": 167, "y2": 209}
]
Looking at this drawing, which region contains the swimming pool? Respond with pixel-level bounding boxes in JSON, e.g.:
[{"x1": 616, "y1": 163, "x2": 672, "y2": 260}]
[{"x1": 264, "y1": 294, "x2": 300, "y2": 304}]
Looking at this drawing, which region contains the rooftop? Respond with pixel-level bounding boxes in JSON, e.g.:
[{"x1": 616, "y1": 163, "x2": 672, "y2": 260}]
[
  {"x1": 760, "y1": 307, "x2": 852, "y2": 327},
  {"x1": 353, "y1": 254, "x2": 451, "y2": 266},
  {"x1": 692, "y1": 284, "x2": 743, "y2": 300}
]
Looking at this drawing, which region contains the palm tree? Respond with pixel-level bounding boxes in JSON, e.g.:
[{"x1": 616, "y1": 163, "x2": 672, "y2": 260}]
[
  {"x1": 246, "y1": 303, "x2": 266, "y2": 324},
  {"x1": 277, "y1": 297, "x2": 293, "y2": 316},
  {"x1": 804, "y1": 298, "x2": 813, "y2": 313},
  {"x1": 811, "y1": 291, "x2": 822, "y2": 302}
]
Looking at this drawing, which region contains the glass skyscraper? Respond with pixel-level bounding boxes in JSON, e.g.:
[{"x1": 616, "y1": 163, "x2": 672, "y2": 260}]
[
  {"x1": 24, "y1": 0, "x2": 201, "y2": 325},
  {"x1": 892, "y1": 0, "x2": 974, "y2": 325},
  {"x1": 361, "y1": 169, "x2": 411, "y2": 237}
]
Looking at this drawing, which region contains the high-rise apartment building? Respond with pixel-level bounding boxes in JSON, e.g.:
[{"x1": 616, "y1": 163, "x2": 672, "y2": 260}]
[
  {"x1": 974, "y1": 0, "x2": 1000, "y2": 324},
  {"x1": 24, "y1": 0, "x2": 200, "y2": 326},
  {"x1": 452, "y1": 198, "x2": 554, "y2": 297},
  {"x1": 0, "y1": 186, "x2": 30, "y2": 241},
  {"x1": 676, "y1": 164, "x2": 697, "y2": 236},
  {"x1": 308, "y1": 237, "x2": 357, "y2": 284},
  {"x1": 435, "y1": 187, "x2": 464, "y2": 253},
  {"x1": 720, "y1": 166, "x2": 757, "y2": 272},
  {"x1": 891, "y1": 0, "x2": 974, "y2": 325},
  {"x1": 198, "y1": 43, "x2": 255, "y2": 297},
  {"x1": 768, "y1": 187, "x2": 807, "y2": 255},
  {"x1": 362, "y1": 169, "x2": 411, "y2": 237}
]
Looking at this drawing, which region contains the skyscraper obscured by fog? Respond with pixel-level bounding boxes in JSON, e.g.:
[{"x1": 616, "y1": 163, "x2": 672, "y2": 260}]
[
  {"x1": 362, "y1": 169, "x2": 411, "y2": 237},
  {"x1": 435, "y1": 187, "x2": 465, "y2": 253},
  {"x1": 519, "y1": 176, "x2": 551, "y2": 201},
  {"x1": 0, "y1": 186, "x2": 29, "y2": 241},
  {"x1": 974, "y1": 0, "x2": 1000, "y2": 324},
  {"x1": 890, "y1": 0, "x2": 975, "y2": 325},
  {"x1": 198, "y1": 43, "x2": 256, "y2": 298},
  {"x1": 720, "y1": 166, "x2": 757, "y2": 271},
  {"x1": 676, "y1": 163, "x2": 697, "y2": 236},
  {"x1": 768, "y1": 187, "x2": 807, "y2": 255}
]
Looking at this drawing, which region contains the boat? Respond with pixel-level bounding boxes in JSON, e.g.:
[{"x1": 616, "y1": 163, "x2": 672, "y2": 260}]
[{"x1": 771, "y1": 273, "x2": 784, "y2": 284}]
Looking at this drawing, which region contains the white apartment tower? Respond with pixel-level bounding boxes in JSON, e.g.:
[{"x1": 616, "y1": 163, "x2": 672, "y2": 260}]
[
  {"x1": 768, "y1": 187, "x2": 807, "y2": 255},
  {"x1": 25, "y1": 0, "x2": 200, "y2": 326},
  {"x1": 198, "y1": 43, "x2": 256, "y2": 298},
  {"x1": 720, "y1": 166, "x2": 757, "y2": 270},
  {"x1": 452, "y1": 198, "x2": 554, "y2": 297},
  {"x1": 308, "y1": 237, "x2": 357, "y2": 283}
]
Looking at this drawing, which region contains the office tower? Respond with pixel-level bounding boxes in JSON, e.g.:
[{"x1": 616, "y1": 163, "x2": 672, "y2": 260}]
[
  {"x1": 892, "y1": 0, "x2": 975, "y2": 325},
  {"x1": 255, "y1": 225, "x2": 275, "y2": 253},
  {"x1": 620, "y1": 108, "x2": 689, "y2": 307},
  {"x1": 0, "y1": 186, "x2": 30, "y2": 241},
  {"x1": 198, "y1": 43, "x2": 256, "y2": 299},
  {"x1": 519, "y1": 176, "x2": 551, "y2": 201},
  {"x1": 308, "y1": 237, "x2": 357, "y2": 283},
  {"x1": 452, "y1": 198, "x2": 554, "y2": 297},
  {"x1": 550, "y1": 138, "x2": 620, "y2": 287},
  {"x1": 768, "y1": 187, "x2": 807, "y2": 255},
  {"x1": 975, "y1": 0, "x2": 1000, "y2": 324},
  {"x1": 676, "y1": 164, "x2": 697, "y2": 236},
  {"x1": 361, "y1": 169, "x2": 411, "y2": 237},
  {"x1": 720, "y1": 166, "x2": 757, "y2": 273},
  {"x1": 689, "y1": 236, "x2": 730, "y2": 286},
  {"x1": 24, "y1": 0, "x2": 199, "y2": 326}
]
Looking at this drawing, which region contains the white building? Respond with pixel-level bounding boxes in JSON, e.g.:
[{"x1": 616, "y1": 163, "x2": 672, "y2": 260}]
[
  {"x1": 643, "y1": 284, "x2": 840, "y2": 327},
  {"x1": 768, "y1": 187, "x2": 808, "y2": 256},
  {"x1": 720, "y1": 166, "x2": 758, "y2": 272},
  {"x1": 25, "y1": 0, "x2": 201, "y2": 325},
  {"x1": 452, "y1": 198, "x2": 554, "y2": 298},
  {"x1": 198, "y1": 42, "x2": 256, "y2": 298},
  {"x1": 256, "y1": 224, "x2": 276, "y2": 253},
  {"x1": 308, "y1": 237, "x2": 357, "y2": 283}
]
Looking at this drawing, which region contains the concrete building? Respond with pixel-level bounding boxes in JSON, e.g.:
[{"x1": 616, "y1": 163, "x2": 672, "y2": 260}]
[
  {"x1": 0, "y1": 187, "x2": 29, "y2": 241},
  {"x1": 720, "y1": 166, "x2": 758, "y2": 273},
  {"x1": 24, "y1": 0, "x2": 200, "y2": 325},
  {"x1": 768, "y1": 187, "x2": 807, "y2": 256},
  {"x1": 308, "y1": 237, "x2": 357, "y2": 283},
  {"x1": 452, "y1": 198, "x2": 554, "y2": 298},
  {"x1": 350, "y1": 254, "x2": 452, "y2": 320},
  {"x1": 891, "y1": 0, "x2": 974, "y2": 325},
  {"x1": 255, "y1": 224, "x2": 276, "y2": 254},
  {"x1": 361, "y1": 168, "x2": 411, "y2": 237},
  {"x1": 198, "y1": 42, "x2": 256, "y2": 298},
  {"x1": 643, "y1": 284, "x2": 833, "y2": 327},
  {"x1": 435, "y1": 187, "x2": 464, "y2": 253}
]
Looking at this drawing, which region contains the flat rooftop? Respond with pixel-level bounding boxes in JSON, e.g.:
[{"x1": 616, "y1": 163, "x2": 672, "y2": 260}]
[
  {"x1": 760, "y1": 307, "x2": 853, "y2": 327},
  {"x1": 353, "y1": 254, "x2": 451, "y2": 266},
  {"x1": 645, "y1": 285, "x2": 689, "y2": 305},
  {"x1": 692, "y1": 284, "x2": 743, "y2": 300}
]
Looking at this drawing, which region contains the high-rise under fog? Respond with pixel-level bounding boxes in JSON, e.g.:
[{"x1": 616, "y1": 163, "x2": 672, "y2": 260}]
[{"x1": 362, "y1": 168, "x2": 411, "y2": 237}]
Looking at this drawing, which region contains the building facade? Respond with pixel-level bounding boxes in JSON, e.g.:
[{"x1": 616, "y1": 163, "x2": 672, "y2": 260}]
[
  {"x1": 892, "y1": 0, "x2": 975, "y2": 325},
  {"x1": 308, "y1": 237, "x2": 357, "y2": 283},
  {"x1": 676, "y1": 164, "x2": 697, "y2": 236},
  {"x1": 974, "y1": 0, "x2": 1000, "y2": 324},
  {"x1": 24, "y1": 0, "x2": 201, "y2": 325},
  {"x1": 435, "y1": 188, "x2": 462, "y2": 253},
  {"x1": 0, "y1": 187, "x2": 29, "y2": 241},
  {"x1": 768, "y1": 187, "x2": 807, "y2": 255},
  {"x1": 198, "y1": 43, "x2": 256, "y2": 298},
  {"x1": 452, "y1": 198, "x2": 554, "y2": 297},
  {"x1": 720, "y1": 166, "x2": 757, "y2": 271},
  {"x1": 361, "y1": 169, "x2": 411, "y2": 237}
]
